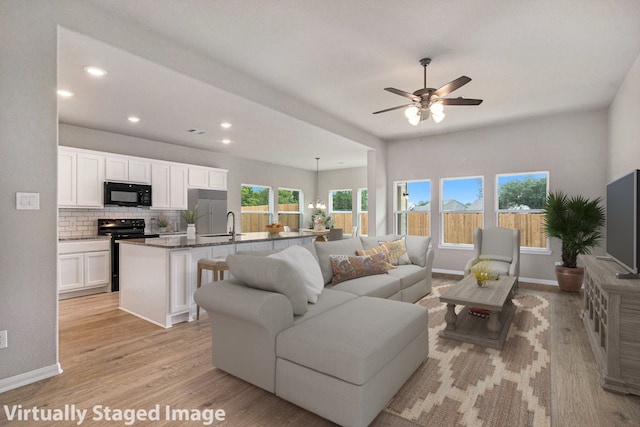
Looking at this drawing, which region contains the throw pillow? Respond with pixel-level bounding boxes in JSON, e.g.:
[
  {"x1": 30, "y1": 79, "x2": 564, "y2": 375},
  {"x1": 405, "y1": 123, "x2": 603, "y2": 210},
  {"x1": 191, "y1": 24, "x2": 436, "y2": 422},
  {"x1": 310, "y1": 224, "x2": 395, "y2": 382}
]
[
  {"x1": 268, "y1": 245, "x2": 324, "y2": 303},
  {"x1": 380, "y1": 236, "x2": 411, "y2": 265},
  {"x1": 329, "y1": 252, "x2": 388, "y2": 285},
  {"x1": 356, "y1": 244, "x2": 396, "y2": 270},
  {"x1": 226, "y1": 254, "x2": 308, "y2": 315}
]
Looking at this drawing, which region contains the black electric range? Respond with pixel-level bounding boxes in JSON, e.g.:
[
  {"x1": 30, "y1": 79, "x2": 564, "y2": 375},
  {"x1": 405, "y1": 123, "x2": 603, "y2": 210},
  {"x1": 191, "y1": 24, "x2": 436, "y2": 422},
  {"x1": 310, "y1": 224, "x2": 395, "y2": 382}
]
[{"x1": 98, "y1": 219, "x2": 160, "y2": 291}]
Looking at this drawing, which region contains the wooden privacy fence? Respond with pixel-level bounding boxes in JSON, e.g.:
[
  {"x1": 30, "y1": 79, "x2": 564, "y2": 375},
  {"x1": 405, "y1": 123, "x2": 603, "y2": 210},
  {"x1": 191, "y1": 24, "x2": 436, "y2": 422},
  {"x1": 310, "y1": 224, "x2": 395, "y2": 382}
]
[
  {"x1": 498, "y1": 212, "x2": 546, "y2": 248},
  {"x1": 242, "y1": 205, "x2": 544, "y2": 245},
  {"x1": 443, "y1": 212, "x2": 483, "y2": 244},
  {"x1": 444, "y1": 212, "x2": 546, "y2": 247},
  {"x1": 406, "y1": 213, "x2": 431, "y2": 236},
  {"x1": 241, "y1": 204, "x2": 300, "y2": 231}
]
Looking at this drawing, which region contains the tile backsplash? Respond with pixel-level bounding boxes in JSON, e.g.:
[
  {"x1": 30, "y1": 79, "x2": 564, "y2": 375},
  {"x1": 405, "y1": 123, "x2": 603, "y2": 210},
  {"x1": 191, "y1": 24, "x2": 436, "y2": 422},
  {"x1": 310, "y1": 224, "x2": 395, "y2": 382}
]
[{"x1": 58, "y1": 207, "x2": 182, "y2": 239}]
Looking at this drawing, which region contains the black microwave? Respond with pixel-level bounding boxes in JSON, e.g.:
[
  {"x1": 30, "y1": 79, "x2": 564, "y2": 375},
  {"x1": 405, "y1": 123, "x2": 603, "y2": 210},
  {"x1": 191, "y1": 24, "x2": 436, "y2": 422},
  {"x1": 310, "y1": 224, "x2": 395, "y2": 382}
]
[{"x1": 104, "y1": 182, "x2": 152, "y2": 207}]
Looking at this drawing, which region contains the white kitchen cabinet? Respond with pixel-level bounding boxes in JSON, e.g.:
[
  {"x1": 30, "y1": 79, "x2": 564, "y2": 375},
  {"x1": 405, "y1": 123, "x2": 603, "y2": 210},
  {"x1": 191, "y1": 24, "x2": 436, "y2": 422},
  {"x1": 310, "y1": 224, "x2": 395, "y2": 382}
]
[
  {"x1": 151, "y1": 162, "x2": 188, "y2": 209},
  {"x1": 76, "y1": 152, "x2": 104, "y2": 207},
  {"x1": 58, "y1": 253, "x2": 84, "y2": 291},
  {"x1": 188, "y1": 166, "x2": 209, "y2": 188},
  {"x1": 151, "y1": 162, "x2": 171, "y2": 208},
  {"x1": 188, "y1": 166, "x2": 228, "y2": 190},
  {"x1": 208, "y1": 168, "x2": 227, "y2": 190},
  {"x1": 58, "y1": 240, "x2": 110, "y2": 297},
  {"x1": 105, "y1": 156, "x2": 151, "y2": 183},
  {"x1": 58, "y1": 149, "x2": 77, "y2": 206},
  {"x1": 170, "y1": 165, "x2": 188, "y2": 209},
  {"x1": 58, "y1": 148, "x2": 104, "y2": 208}
]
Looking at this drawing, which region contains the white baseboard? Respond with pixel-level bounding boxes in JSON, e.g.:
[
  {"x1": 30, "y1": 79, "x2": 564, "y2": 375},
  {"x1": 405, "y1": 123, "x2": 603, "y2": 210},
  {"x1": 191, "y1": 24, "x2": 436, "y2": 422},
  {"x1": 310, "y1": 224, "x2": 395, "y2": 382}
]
[
  {"x1": 432, "y1": 268, "x2": 559, "y2": 287},
  {"x1": 0, "y1": 363, "x2": 63, "y2": 394}
]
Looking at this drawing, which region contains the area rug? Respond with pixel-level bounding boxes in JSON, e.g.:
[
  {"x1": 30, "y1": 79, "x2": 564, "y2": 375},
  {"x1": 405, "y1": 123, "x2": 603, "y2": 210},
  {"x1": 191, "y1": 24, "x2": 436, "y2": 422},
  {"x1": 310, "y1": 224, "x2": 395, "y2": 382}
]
[{"x1": 384, "y1": 283, "x2": 551, "y2": 427}]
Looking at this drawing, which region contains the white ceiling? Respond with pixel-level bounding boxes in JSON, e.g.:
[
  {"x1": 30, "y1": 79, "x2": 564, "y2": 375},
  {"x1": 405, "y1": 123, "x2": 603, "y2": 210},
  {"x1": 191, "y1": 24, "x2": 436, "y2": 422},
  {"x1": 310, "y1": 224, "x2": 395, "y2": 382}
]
[{"x1": 58, "y1": 0, "x2": 640, "y2": 171}]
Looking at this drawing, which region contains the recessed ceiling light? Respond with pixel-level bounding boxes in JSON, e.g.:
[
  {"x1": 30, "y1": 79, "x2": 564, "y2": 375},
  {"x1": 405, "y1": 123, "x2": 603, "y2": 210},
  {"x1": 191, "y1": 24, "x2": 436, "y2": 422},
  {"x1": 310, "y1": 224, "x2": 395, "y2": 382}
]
[
  {"x1": 128, "y1": 116, "x2": 140, "y2": 123},
  {"x1": 84, "y1": 66, "x2": 107, "y2": 77},
  {"x1": 220, "y1": 122, "x2": 232, "y2": 129},
  {"x1": 221, "y1": 139, "x2": 231, "y2": 144},
  {"x1": 57, "y1": 89, "x2": 74, "y2": 97}
]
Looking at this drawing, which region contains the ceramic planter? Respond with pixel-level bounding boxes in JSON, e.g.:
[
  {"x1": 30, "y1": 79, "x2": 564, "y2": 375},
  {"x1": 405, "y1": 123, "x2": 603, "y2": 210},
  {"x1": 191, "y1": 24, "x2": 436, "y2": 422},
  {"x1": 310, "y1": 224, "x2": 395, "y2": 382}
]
[{"x1": 555, "y1": 265, "x2": 584, "y2": 292}]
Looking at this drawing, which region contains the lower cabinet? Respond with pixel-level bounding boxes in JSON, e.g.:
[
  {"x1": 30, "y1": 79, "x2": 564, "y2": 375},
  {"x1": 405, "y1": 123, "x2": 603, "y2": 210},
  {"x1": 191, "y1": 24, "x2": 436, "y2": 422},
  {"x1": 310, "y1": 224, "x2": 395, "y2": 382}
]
[{"x1": 58, "y1": 240, "x2": 110, "y2": 298}]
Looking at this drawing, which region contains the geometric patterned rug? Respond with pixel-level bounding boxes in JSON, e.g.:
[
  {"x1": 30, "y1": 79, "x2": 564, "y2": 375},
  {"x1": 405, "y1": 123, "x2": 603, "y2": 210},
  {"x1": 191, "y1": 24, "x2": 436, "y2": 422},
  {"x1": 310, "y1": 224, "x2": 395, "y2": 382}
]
[{"x1": 384, "y1": 284, "x2": 551, "y2": 427}]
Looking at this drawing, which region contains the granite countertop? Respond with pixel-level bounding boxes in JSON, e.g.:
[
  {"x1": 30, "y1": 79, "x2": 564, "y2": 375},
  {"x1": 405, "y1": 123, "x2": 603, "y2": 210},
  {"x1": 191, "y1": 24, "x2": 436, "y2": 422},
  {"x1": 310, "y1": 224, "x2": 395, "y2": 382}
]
[
  {"x1": 59, "y1": 236, "x2": 111, "y2": 242},
  {"x1": 116, "y1": 231, "x2": 315, "y2": 249}
]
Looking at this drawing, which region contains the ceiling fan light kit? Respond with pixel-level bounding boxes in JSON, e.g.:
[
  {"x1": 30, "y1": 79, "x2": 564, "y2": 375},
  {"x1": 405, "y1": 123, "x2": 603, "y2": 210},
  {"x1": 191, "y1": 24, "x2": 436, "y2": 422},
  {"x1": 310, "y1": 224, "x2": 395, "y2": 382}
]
[{"x1": 373, "y1": 57, "x2": 482, "y2": 126}]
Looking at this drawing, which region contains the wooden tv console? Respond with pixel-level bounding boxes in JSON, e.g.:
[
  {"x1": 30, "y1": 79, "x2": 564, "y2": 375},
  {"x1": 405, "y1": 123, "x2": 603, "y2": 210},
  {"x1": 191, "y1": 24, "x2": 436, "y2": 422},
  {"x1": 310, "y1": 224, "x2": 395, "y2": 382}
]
[{"x1": 581, "y1": 255, "x2": 640, "y2": 396}]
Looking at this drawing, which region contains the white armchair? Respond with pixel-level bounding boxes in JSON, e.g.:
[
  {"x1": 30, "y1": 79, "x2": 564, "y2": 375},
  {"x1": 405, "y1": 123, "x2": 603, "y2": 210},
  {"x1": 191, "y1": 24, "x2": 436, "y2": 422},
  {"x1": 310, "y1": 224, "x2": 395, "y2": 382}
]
[{"x1": 464, "y1": 227, "x2": 521, "y2": 279}]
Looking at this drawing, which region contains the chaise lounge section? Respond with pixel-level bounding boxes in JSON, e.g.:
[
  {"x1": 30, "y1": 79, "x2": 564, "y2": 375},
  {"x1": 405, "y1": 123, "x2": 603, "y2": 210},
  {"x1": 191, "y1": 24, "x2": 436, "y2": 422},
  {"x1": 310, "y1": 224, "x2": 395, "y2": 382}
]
[{"x1": 194, "y1": 235, "x2": 433, "y2": 426}]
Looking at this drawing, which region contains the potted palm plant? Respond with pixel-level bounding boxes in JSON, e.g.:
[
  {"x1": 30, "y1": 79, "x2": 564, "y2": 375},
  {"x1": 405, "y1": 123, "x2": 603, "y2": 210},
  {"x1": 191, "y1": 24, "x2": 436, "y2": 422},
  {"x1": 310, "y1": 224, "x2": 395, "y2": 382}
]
[{"x1": 542, "y1": 191, "x2": 605, "y2": 291}]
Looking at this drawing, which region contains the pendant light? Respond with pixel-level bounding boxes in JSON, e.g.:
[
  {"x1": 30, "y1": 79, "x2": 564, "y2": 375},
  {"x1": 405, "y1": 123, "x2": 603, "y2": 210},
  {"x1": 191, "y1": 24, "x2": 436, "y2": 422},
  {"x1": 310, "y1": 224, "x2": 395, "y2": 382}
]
[{"x1": 308, "y1": 157, "x2": 326, "y2": 210}]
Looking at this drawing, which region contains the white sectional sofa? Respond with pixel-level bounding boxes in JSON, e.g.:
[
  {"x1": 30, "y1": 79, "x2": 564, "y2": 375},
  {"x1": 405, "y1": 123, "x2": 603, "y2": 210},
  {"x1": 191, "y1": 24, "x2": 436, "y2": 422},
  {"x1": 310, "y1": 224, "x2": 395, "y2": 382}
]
[{"x1": 194, "y1": 235, "x2": 434, "y2": 426}]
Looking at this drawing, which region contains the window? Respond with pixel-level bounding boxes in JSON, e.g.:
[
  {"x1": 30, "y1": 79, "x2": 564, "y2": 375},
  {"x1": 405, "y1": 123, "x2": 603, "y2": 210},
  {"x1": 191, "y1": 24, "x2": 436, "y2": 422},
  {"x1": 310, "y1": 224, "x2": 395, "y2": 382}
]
[
  {"x1": 358, "y1": 188, "x2": 368, "y2": 236},
  {"x1": 395, "y1": 180, "x2": 431, "y2": 236},
  {"x1": 241, "y1": 184, "x2": 271, "y2": 232},
  {"x1": 497, "y1": 172, "x2": 548, "y2": 249},
  {"x1": 277, "y1": 188, "x2": 301, "y2": 230},
  {"x1": 329, "y1": 189, "x2": 353, "y2": 231},
  {"x1": 441, "y1": 176, "x2": 483, "y2": 245}
]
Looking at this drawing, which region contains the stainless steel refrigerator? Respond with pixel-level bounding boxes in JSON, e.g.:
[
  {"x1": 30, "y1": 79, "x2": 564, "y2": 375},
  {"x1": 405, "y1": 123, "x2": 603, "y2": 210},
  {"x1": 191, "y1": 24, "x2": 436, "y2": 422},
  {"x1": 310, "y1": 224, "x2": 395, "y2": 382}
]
[{"x1": 187, "y1": 189, "x2": 228, "y2": 235}]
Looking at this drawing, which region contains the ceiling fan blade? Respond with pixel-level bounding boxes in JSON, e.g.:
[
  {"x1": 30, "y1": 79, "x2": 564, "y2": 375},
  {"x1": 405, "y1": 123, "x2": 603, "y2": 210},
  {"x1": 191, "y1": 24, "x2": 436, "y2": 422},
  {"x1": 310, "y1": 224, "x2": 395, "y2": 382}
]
[
  {"x1": 440, "y1": 97, "x2": 483, "y2": 106},
  {"x1": 384, "y1": 87, "x2": 420, "y2": 101},
  {"x1": 372, "y1": 104, "x2": 412, "y2": 114},
  {"x1": 433, "y1": 76, "x2": 471, "y2": 97}
]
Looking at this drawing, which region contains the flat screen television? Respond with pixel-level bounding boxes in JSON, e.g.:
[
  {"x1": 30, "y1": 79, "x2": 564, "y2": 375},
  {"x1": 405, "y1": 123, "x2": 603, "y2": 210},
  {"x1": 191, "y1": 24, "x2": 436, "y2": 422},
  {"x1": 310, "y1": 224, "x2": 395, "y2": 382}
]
[{"x1": 606, "y1": 169, "x2": 640, "y2": 278}]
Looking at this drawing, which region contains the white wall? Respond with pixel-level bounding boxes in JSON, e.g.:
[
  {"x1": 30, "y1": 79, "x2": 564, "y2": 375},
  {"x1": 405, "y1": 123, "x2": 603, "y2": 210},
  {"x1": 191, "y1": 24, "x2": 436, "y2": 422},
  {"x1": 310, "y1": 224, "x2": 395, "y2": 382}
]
[
  {"x1": 0, "y1": 1, "x2": 60, "y2": 387},
  {"x1": 608, "y1": 51, "x2": 640, "y2": 181},
  {"x1": 387, "y1": 109, "x2": 609, "y2": 282}
]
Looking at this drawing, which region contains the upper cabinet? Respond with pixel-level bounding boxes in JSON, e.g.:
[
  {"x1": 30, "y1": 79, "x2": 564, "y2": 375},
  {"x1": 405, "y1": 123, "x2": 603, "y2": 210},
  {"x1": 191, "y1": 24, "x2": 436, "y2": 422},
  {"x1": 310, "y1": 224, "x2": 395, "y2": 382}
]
[
  {"x1": 58, "y1": 148, "x2": 104, "y2": 208},
  {"x1": 188, "y1": 166, "x2": 228, "y2": 190},
  {"x1": 105, "y1": 156, "x2": 151, "y2": 184},
  {"x1": 151, "y1": 162, "x2": 188, "y2": 210},
  {"x1": 59, "y1": 147, "x2": 227, "y2": 209}
]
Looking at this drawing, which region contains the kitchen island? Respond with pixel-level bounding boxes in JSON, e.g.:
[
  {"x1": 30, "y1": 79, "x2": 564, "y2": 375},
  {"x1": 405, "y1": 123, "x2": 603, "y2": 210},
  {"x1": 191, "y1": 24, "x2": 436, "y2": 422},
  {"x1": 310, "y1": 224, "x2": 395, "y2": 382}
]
[{"x1": 118, "y1": 232, "x2": 315, "y2": 328}]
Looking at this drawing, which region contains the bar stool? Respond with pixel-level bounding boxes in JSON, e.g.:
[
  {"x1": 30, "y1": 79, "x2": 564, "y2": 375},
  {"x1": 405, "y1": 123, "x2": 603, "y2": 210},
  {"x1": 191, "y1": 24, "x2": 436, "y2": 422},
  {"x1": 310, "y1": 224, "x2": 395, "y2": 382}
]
[{"x1": 196, "y1": 257, "x2": 229, "y2": 320}]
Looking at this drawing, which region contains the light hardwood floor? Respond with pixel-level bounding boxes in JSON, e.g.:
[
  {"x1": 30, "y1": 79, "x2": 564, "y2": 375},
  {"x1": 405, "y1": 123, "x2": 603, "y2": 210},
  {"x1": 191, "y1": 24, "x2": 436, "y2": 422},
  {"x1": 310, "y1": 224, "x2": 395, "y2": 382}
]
[{"x1": 1, "y1": 275, "x2": 639, "y2": 426}]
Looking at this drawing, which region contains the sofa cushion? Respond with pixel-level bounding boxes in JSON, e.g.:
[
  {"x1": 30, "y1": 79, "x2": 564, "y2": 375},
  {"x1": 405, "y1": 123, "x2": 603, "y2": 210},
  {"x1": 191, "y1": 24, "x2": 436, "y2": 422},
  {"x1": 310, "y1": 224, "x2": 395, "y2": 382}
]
[
  {"x1": 226, "y1": 254, "x2": 308, "y2": 315},
  {"x1": 329, "y1": 273, "x2": 401, "y2": 299},
  {"x1": 380, "y1": 236, "x2": 411, "y2": 265},
  {"x1": 356, "y1": 244, "x2": 396, "y2": 270},
  {"x1": 329, "y1": 252, "x2": 388, "y2": 285},
  {"x1": 293, "y1": 289, "x2": 357, "y2": 325},
  {"x1": 404, "y1": 235, "x2": 431, "y2": 267},
  {"x1": 268, "y1": 245, "x2": 324, "y2": 303},
  {"x1": 276, "y1": 296, "x2": 428, "y2": 385},
  {"x1": 387, "y1": 264, "x2": 427, "y2": 289},
  {"x1": 314, "y1": 238, "x2": 365, "y2": 285}
]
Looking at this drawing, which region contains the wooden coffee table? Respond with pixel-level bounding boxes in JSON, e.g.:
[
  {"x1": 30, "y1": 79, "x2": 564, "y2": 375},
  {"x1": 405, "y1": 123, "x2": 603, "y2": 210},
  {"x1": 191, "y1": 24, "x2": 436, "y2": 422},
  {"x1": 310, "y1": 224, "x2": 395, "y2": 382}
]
[{"x1": 438, "y1": 274, "x2": 518, "y2": 349}]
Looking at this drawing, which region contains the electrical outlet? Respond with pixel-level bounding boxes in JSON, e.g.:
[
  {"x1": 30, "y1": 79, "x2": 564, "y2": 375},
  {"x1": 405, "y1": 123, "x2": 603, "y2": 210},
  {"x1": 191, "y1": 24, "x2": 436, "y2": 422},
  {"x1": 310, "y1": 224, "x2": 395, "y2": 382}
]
[{"x1": 0, "y1": 330, "x2": 7, "y2": 349}]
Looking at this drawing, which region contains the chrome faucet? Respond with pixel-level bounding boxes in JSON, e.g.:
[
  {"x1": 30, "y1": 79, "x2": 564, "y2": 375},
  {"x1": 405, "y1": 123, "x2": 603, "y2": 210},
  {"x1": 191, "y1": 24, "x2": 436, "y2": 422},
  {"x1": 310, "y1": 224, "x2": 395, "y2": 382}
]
[{"x1": 226, "y1": 211, "x2": 236, "y2": 239}]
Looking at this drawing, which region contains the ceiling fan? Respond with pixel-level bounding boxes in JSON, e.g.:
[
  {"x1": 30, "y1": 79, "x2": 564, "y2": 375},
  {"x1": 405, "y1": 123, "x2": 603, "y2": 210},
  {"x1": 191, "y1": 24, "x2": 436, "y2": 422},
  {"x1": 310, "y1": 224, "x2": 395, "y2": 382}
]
[{"x1": 373, "y1": 57, "x2": 483, "y2": 125}]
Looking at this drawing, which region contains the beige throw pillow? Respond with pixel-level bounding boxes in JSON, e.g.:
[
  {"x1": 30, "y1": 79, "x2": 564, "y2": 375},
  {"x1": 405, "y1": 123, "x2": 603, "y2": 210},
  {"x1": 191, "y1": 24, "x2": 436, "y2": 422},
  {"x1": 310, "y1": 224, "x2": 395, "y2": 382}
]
[
  {"x1": 380, "y1": 236, "x2": 411, "y2": 265},
  {"x1": 356, "y1": 244, "x2": 396, "y2": 270}
]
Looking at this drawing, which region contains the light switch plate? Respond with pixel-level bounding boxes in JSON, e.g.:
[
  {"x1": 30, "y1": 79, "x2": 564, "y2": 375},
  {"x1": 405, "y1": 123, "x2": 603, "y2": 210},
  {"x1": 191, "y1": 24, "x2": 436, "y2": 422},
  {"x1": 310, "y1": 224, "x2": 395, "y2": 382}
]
[{"x1": 16, "y1": 192, "x2": 40, "y2": 210}]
